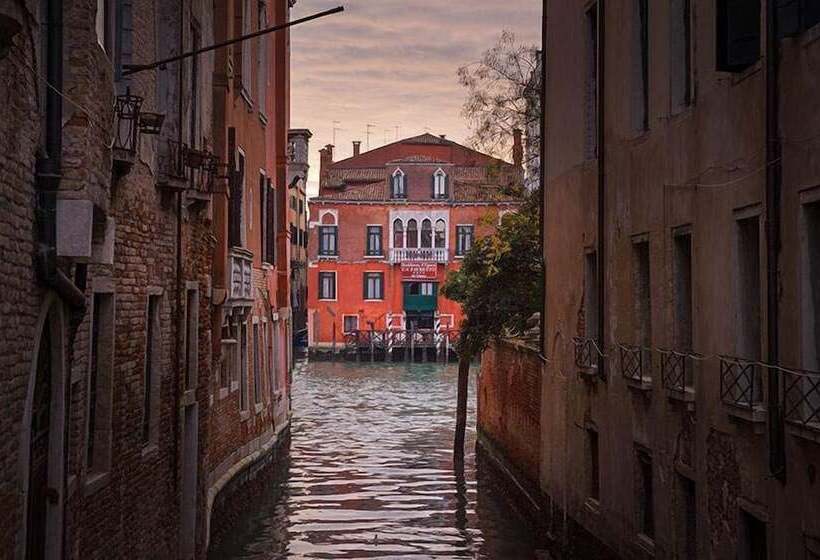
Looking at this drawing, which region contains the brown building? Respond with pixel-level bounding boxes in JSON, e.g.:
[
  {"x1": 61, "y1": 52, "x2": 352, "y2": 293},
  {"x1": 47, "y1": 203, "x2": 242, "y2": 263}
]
[
  {"x1": 525, "y1": 0, "x2": 820, "y2": 558},
  {"x1": 287, "y1": 128, "x2": 311, "y2": 336},
  {"x1": 0, "y1": 0, "x2": 293, "y2": 558}
]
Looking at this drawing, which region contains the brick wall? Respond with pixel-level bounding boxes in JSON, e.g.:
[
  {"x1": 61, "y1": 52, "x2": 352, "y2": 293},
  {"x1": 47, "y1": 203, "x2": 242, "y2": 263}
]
[{"x1": 477, "y1": 340, "x2": 542, "y2": 486}]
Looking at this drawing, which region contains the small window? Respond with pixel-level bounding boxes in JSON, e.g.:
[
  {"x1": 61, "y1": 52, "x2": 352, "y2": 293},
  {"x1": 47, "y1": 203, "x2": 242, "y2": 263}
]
[
  {"x1": 184, "y1": 287, "x2": 199, "y2": 391},
  {"x1": 319, "y1": 272, "x2": 336, "y2": 300},
  {"x1": 631, "y1": 0, "x2": 649, "y2": 132},
  {"x1": 673, "y1": 230, "x2": 693, "y2": 352},
  {"x1": 421, "y1": 282, "x2": 435, "y2": 296},
  {"x1": 679, "y1": 476, "x2": 697, "y2": 558},
  {"x1": 366, "y1": 226, "x2": 383, "y2": 256},
  {"x1": 319, "y1": 225, "x2": 338, "y2": 256},
  {"x1": 363, "y1": 272, "x2": 384, "y2": 300},
  {"x1": 143, "y1": 294, "x2": 162, "y2": 444},
  {"x1": 670, "y1": 0, "x2": 693, "y2": 110},
  {"x1": 435, "y1": 219, "x2": 446, "y2": 249},
  {"x1": 456, "y1": 225, "x2": 474, "y2": 255},
  {"x1": 406, "y1": 219, "x2": 419, "y2": 248},
  {"x1": 392, "y1": 169, "x2": 406, "y2": 198},
  {"x1": 421, "y1": 219, "x2": 433, "y2": 248},
  {"x1": 393, "y1": 219, "x2": 404, "y2": 248},
  {"x1": 632, "y1": 239, "x2": 651, "y2": 347},
  {"x1": 87, "y1": 292, "x2": 114, "y2": 473},
  {"x1": 299, "y1": 199, "x2": 304, "y2": 214},
  {"x1": 636, "y1": 449, "x2": 655, "y2": 539},
  {"x1": 587, "y1": 428, "x2": 600, "y2": 501},
  {"x1": 343, "y1": 315, "x2": 359, "y2": 333},
  {"x1": 716, "y1": 0, "x2": 761, "y2": 73},
  {"x1": 291, "y1": 225, "x2": 297, "y2": 246},
  {"x1": 739, "y1": 510, "x2": 767, "y2": 560},
  {"x1": 433, "y1": 169, "x2": 448, "y2": 199},
  {"x1": 239, "y1": 320, "x2": 249, "y2": 411},
  {"x1": 585, "y1": 3, "x2": 599, "y2": 159},
  {"x1": 585, "y1": 251, "x2": 600, "y2": 343}
]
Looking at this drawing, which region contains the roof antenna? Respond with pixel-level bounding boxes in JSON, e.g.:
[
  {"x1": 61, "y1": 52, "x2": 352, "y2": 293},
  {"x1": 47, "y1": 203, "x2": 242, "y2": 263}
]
[{"x1": 366, "y1": 124, "x2": 376, "y2": 151}]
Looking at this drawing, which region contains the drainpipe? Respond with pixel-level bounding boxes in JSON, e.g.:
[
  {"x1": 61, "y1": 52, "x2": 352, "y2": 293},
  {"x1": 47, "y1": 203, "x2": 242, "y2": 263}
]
[
  {"x1": 596, "y1": 0, "x2": 606, "y2": 379},
  {"x1": 539, "y1": 3, "x2": 547, "y2": 355},
  {"x1": 35, "y1": 0, "x2": 85, "y2": 310},
  {"x1": 765, "y1": 0, "x2": 785, "y2": 482}
]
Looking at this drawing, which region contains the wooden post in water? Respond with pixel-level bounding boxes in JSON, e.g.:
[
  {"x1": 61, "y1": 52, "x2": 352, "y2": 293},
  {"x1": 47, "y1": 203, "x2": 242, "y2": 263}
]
[
  {"x1": 370, "y1": 327, "x2": 375, "y2": 363},
  {"x1": 331, "y1": 321, "x2": 336, "y2": 361},
  {"x1": 409, "y1": 328, "x2": 415, "y2": 363},
  {"x1": 454, "y1": 356, "x2": 470, "y2": 458}
]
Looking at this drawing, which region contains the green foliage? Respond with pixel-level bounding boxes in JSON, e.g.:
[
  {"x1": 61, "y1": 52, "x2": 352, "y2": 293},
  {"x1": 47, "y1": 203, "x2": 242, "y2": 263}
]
[{"x1": 441, "y1": 191, "x2": 543, "y2": 359}]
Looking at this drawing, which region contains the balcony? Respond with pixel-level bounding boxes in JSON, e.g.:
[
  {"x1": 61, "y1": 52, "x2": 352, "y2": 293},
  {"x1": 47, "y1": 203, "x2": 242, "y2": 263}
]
[
  {"x1": 719, "y1": 356, "x2": 766, "y2": 425},
  {"x1": 784, "y1": 367, "x2": 820, "y2": 437},
  {"x1": 619, "y1": 343, "x2": 652, "y2": 391},
  {"x1": 660, "y1": 350, "x2": 696, "y2": 406},
  {"x1": 156, "y1": 139, "x2": 189, "y2": 191},
  {"x1": 228, "y1": 248, "x2": 254, "y2": 303},
  {"x1": 390, "y1": 247, "x2": 448, "y2": 263},
  {"x1": 573, "y1": 336, "x2": 601, "y2": 380}
]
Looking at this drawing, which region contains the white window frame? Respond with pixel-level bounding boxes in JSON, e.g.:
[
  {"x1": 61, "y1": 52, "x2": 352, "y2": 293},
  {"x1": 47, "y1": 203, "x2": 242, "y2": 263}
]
[
  {"x1": 434, "y1": 168, "x2": 448, "y2": 198},
  {"x1": 455, "y1": 224, "x2": 474, "y2": 256},
  {"x1": 318, "y1": 270, "x2": 337, "y2": 301},
  {"x1": 392, "y1": 168, "x2": 406, "y2": 198},
  {"x1": 342, "y1": 314, "x2": 360, "y2": 334}
]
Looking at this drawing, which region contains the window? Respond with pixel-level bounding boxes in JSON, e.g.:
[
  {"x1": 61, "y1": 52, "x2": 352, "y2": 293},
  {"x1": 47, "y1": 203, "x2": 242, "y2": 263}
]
[
  {"x1": 299, "y1": 199, "x2": 304, "y2": 214},
  {"x1": 636, "y1": 449, "x2": 654, "y2": 539},
  {"x1": 433, "y1": 169, "x2": 448, "y2": 199},
  {"x1": 587, "y1": 428, "x2": 600, "y2": 501},
  {"x1": 584, "y1": 251, "x2": 600, "y2": 343},
  {"x1": 87, "y1": 292, "x2": 114, "y2": 473},
  {"x1": 257, "y1": 1, "x2": 268, "y2": 118},
  {"x1": 736, "y1": 214, "x2": 762, "y2": 361},
  {"x1": 220, "y1": 321, "x2": 236, "y2": 390},
  {"x1": 670, "y1": 0, "x2": 692, "y2": 111},
  {"x1": 585, "y1": 3, "x2": 599, "y2": 159},
  {"x1": 421, "y1": 282, "x2": 435, "y2": 296},
  {"x1": 95, "y1": 0, "x2": 111, "y2": 52},
  {"x1": 716, "y1": 0, "x2": 761, "y2": 73},
  {"x1": 240, "y1": 320, "x2": 249, "y2": 410},
  {"x1": 673, "y1": 228, "x2": 694, "y2": 389},
  {"x1": 291, "y1": 225, "x2": 298, "y2": 246},
  {"x1": 632, "y1": 0, "x2": 649, "y2": 132},
  {"x1": 252, "y1": 322, "x2": 261, "y2": 405},
  {"x1": 406, "y1": 219, "x2": 418, "y2": 248},
  {"x1": 259, "y1": 173, "x2": 267, "y2": 259},
  {"x1": 319, "y1": 225, "x2": 338, "y2": 256},
  {"x1": 266, "y1": 178, "x2": 276, "y2": 263},
  {"x1": 343, "y1": 315, "x2": 359, "y2": 333},
  {"x1": 301, "y1": 229, "x2": 307, "y2": 248},
  {"x1": 456, "y1": 225, "x2": 474, "y2": 255},
  {"x1": 319, "y1": 272, "x2": 336, "y2": 300},
  {"x1": 366, "y1": 226, "x2": 383, "y2": 256},
  {"x1": 190, "y1": 22, "x2": 201, "y2": 147},
  {"x1": 632, "y1": 238, "x2": 651, "y2": 348},
  {"x1": 364, "y1": 272, "x2": 384, "y2": 300},
  {"x1": 801, "y1": 199, "x2": 820, "y2": 419},
  {"x1": 679, "y1": 476, "x2": 697, "y2": 558},
  {"x1": 392, "y1": 169, "x2": 406, "y2": 198},
  {"x1": 435, "y1": 219, "x2": 446, "y2": 249},
  {"x1": 393, "y1": 219, "x2": 404, "y2": 248},
  {"x1": 143, "y1": 294, "x2": 162, "y2": 444},
  {"x1": 291, "y1": 195, "x2": 296, "y2": 210},
  {"x1": 779, "y1": 0, "x2": 820, "y2": 37},
  {"x1": 421, "y1": 219, "x2": 433, "y2": 248},
  {"x1": 184, "y1": 287, "x2": 199, "y2": 390},
  {"x1": 739, "y1": 510, "x2": 767, "y2": 560},
  {"x1": 240, "y1": 0, "x2": 253, "y2": 100},
  {"x1": 229, "y1": 145, "x2": 246, "y2": 248}
]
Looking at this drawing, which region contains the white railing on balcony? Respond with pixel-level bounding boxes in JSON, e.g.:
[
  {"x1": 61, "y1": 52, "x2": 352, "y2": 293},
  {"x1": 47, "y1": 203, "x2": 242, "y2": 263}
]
[
  {"x1": 390, "y1": 247, "x2": 448, "y2": 263},
  {"x1": 229, "y1": 248, "x2": 254, "y2": 302}
]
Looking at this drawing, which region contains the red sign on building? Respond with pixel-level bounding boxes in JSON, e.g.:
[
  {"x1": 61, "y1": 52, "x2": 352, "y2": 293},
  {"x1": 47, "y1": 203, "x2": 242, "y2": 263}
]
[{"x1": 401, "y1": 262, "x2": 438, "y2": 280}]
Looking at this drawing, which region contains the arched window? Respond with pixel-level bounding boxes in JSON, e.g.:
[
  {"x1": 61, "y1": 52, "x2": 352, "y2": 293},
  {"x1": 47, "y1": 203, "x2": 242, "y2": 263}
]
[
  {"x1": 435, "y1": 219, "x2": 446, "y2": 248},
  {"x1": 391, "y1": 168, "x2": 406, "y2": 199},
  {"x1": 406, "y1": 219, "x2": 418, "y2": 248},
  {"x1": 393, "y1": 219, "x2": 404, "y2": 248},
  {"x1": 421, "y1": 219, "x2": 432, "y2": 248},
  {"x1": 433, "y1": 168, "x2": 448, "y2": 199}
]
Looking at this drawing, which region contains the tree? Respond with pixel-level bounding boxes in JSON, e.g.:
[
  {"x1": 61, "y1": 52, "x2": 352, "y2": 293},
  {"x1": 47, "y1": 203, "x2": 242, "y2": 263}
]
[
  {"x1": 441, "y1": 190, "x2": 543, "y2": 457},
  {"x1": 458, "y1": 30, "x2": 542, "y2": 164}
]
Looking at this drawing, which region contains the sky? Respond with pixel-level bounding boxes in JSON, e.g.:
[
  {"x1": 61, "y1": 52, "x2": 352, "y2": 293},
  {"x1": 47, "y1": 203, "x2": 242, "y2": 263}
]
[{"x1": 289, "y1": 0, "x2": 542, "y2": 196}]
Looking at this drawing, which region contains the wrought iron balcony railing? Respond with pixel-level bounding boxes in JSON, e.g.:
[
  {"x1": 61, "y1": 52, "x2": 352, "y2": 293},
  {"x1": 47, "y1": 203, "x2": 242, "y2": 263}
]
[
  {"x1": 783, "y1": 367, "x2": 820, "y2": 430},
  {"x1": 719, "y1": 356, "x2": 763, "y2": 409},
  {"x1": 573, "y1": 336, "x2": 600, "y2": 372},
  {"x1": 660, "y1": 350, "x2": 694, "y2": 394},
  {"x1": 619, "y1": 343, "x2": 652, "y2": 385},
  {"x1": 390, "y1": 247, "x2": 448, "y2": 263},
  {"x1": 158, "y1": 139, "x2": 189, "y2": 187}
]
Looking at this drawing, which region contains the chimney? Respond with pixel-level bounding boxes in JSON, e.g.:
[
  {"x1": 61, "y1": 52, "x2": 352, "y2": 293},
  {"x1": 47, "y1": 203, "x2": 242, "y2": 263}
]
[
  {"x1": 319, "y1": 144, "x2": 334, "y2": 191},
  {"x1": 512, "y1": 128, "x2": 523, "y2": 168},
  {"x1": 352, "y1": 140, "x2": 361, "y2": 157},
  {"x1": 439, "y1": 134, "x2": 446, "y2": 140}
]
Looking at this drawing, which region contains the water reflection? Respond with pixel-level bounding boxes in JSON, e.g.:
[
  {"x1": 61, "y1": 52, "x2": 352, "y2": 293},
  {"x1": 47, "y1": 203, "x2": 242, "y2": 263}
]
[{"x1": 209, "y1": 360, "x2": 540, "y2": 559}]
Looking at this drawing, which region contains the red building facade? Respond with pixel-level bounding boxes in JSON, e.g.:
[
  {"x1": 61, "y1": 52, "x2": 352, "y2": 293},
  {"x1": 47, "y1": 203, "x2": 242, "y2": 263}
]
[{"x1": 307, "y1": 134, "x2": 522, "y2": 351}]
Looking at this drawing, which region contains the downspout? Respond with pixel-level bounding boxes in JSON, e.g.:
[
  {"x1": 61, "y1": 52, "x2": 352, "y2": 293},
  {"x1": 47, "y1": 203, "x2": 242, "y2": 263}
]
[
  {"x1": 765, "y1": 0, "x2": 785, "y2": 482},
  {"x1": 35, "y1": 0, "x2": 85, "y2": 310},
  {"x1": 539, "y1": 3, "x2": 547, "y2": 355},
  {"x1": 596, "y1": 0, "x2": 606, "y2": 378}
]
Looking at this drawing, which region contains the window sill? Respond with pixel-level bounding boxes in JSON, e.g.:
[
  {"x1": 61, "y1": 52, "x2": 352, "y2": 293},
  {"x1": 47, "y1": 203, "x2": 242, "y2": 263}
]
[
  {"x1": 801, "y1": 21, "x2": 820, "y2": 47},
  {"x1": 787, "y1": 421, "x2": 820, "y2": 444},
  {"x1": 218, "y1": 387, "x2": 230, "y2": 400},
  {"x1": 240, "y1": 87, "x2": 253, "y2": 110},
  {"x1": 318, "y1": 298, "x2": 337, "y2": 302},
  {"x1": 625, "y1": 376, "x2": 652, "y2": 393},
  {"x1": 728, "y1": 60, "x2": 762, "y2": 86},
  {"x1": 578, "y1": 366, "x2": 601, "y2": 383},
  {"x1": 231, "y1": 381, "x2": 239, "y2": 393},
  {"x1": 584, "y1": 497, "x2": 600, "y2": 515},
  {"x1": 364, "y1": 255, "x2": 385, "y2": 259},
  {"x1": 259, "y1": 112, "x2": 268, "y2": 127},
  {"x1": 724, "y1": 402, "x2": 767, "y2": 427},
  {"x1": 667, "y1": 387, "x2": 696, "y2": 410},
  {"x1": 83, "y1": 471, "x2": 111, "y2": 497},
  {"x1": 635, "y1": 534, "x2": 655, "y2": 556},
  {"x1": 254, "y1": 402, "x2": 264, "y2": 414},
  {"x1": 318, "y1": 255, "x2": 339, "y2": 260},
  {"x1": 240, "y1": 410, "x2": 251, "y2": 421},
  {"x1": 141, "y1": 443, "x2": 159, "y2": 459}
]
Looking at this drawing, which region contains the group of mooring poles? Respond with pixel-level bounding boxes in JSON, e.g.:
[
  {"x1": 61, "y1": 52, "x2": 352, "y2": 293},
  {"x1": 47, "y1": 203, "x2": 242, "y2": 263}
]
[{"x1": 337, "y1": 329, "x2": 459, "y2": 363}]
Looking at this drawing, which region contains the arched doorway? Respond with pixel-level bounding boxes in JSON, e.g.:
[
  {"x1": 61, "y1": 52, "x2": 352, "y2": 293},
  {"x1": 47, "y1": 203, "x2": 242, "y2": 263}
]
[{"x1": 20, "y1": 296, "x2": 66, "y2": 560}]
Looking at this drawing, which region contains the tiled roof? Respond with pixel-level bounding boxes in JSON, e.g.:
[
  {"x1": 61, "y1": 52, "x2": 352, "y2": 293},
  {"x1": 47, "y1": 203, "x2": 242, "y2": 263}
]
[
  {"x1": 401, "y1": 133, "x2": 453, "y2": 145},
  {"x1": 317, "y1": 182, "x2": 387, "y2": 201},
  {"x1": 313, "y1": 181, "x2": 523, "y2": 203},
  {"x1": 386, "y1": 155, "x2": 450, "y2": 164}
]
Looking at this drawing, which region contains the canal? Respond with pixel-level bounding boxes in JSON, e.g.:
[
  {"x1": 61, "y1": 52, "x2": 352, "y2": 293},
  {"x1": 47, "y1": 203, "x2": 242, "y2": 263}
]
[{"x1": 209, "y1": 359, "x2": 543, "y2": 559}]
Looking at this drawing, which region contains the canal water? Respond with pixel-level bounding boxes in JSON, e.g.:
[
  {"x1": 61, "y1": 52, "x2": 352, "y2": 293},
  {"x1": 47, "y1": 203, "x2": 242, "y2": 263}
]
[{"x1": 209, "y1": 360, "x2": 542, "y2": 559}]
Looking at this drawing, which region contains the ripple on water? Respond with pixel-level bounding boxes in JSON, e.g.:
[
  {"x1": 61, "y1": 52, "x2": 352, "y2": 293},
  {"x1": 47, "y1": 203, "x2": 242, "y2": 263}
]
[{"x1": 208, "y1": 360, "x2": 540, "y2": 560}]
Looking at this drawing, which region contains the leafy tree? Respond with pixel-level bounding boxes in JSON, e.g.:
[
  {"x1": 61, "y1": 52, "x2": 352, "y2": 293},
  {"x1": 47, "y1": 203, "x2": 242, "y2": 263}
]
[
  {"x1": 442, "y1": 190, "x2": 543, "y2": 456},
  {"x1": 458, "y1": 30, "x2": 541, "y2": 162}
]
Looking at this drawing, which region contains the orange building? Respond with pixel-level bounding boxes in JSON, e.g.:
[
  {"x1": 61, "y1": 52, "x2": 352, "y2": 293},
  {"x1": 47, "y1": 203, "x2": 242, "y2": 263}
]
[{"x1": 307, "y1": 133, "x2": 523, "y2": 353}]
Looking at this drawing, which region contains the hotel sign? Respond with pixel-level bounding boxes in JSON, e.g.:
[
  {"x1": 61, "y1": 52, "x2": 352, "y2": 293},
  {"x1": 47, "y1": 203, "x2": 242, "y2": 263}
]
[{"x1": 401, "y1": 262, "x2": 438, "y2": 280}]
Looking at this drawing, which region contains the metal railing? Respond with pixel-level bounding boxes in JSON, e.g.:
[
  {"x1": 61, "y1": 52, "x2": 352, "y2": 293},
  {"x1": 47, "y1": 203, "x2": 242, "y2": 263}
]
[
  {"x1": 573, "y1": 336, "x2": 600, "y2": 371},
  {"x1": 619, "y1": 343, "x2": 651, "y2": 385},
  {"x1": 341, "y1": 329, "x2": 460, "y2": 361},
  {"x1": 660, "y1": 350, "x2": 693, "y2": 393},
  {"x1": 390, "y1": 247, "x2": 448, "y2": 263},
  {"x1": 160, "y1": 139, "x2": 188, "y2": 181},
  {"x1": 719, "y1": 356, "x2": 763, "y2": 409},
  {"x1": 783, "y1": 367, "x2": 820, "y2": 429}
]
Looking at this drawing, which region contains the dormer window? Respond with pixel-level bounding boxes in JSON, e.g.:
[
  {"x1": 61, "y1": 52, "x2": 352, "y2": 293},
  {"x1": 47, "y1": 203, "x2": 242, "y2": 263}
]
[
  {"x1": 433, "y1": 168, "x2": 448, "y2": 199},
  {"x1": 391, "y1": 169, "x2": 406, "y2": 199}
]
